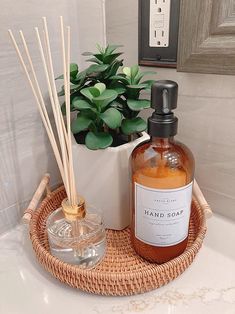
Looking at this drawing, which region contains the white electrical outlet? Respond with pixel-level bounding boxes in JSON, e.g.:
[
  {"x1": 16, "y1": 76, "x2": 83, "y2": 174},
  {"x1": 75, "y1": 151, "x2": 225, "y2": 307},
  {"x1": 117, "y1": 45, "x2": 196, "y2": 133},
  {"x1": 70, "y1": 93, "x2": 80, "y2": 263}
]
[{"x1": 149, "y1": 0, "x2": 171, "y2": 48}]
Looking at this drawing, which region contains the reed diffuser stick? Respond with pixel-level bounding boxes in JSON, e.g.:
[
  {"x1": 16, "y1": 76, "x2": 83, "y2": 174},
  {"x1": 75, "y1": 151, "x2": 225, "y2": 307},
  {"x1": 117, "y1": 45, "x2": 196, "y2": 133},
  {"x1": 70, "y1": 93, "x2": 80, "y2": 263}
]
[
  {"x1": 41, "y1": 20, "x2": 69, "y2": 151},
  {"x1": 18, "y1": 30, "x2": 68, "y2": 188},
  {"x1": 34, "y1": 27, "x2": 70, "y2": 200},
  {"x1": 8, "y1": 17, "x2": 78, "y2": 207},
  {"x1": 59, "y1": 17, "x2": 72, "y2": 204},
  {"x1": 66, "y1": 26, "x2": 77, "y2": 205},
  {"x1": 19, "y1": 30, "x2": 54, "y2": 138},
  {"x1": 40, "y1": 18, "x2": 71, "y2": 202},
  {"x1": 60, "y1": 16, "x2": 77, "y2": 205},
  {"x1": 8, "y1": 30, "x2": 66, "y2": 186}
]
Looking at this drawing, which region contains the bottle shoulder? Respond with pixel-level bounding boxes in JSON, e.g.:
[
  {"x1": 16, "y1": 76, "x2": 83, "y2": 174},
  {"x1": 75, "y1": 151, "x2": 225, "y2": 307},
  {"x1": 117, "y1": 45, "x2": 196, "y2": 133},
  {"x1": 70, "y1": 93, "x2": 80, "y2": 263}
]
[
  {"x1": 131, "y1": 138, "x2": 195, "y2": 175},
  {"x1": 132, "y1": 139, "x2": 193, "y2": 157}
]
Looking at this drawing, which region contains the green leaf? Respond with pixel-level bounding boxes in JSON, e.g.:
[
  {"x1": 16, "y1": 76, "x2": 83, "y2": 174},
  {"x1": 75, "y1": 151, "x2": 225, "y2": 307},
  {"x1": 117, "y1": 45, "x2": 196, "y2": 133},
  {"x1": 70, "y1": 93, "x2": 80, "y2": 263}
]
[
  {"x1": 59, "y1": 84, "x2": 80, "y2": 96},
  {"x1": 57, "y1": 88, "x2": 65, "y2": 96},
  {"x1": 93, "y1": 89, "x2": 118, "y2": 109},
  {"x1": 70, "y1": 63, "x2": 78, "y2": 78},
  {"x1": 93, "y1": 54, "x2": 104, "y2": 62},
  {"x1": 108, "y1": 81, "x2": 126, "y2": 94},
  {"x1": 70, "y1": 70, "x2": 87, "y2": 85},
  {"x1": 103, "y1": 59, "x2": 123, "y2": 79},
  {"x1": 55, "y1": 74, "x2": 64, "y2": 80},
  {"x1": 105, "y1": 44, "x2": 123, "y2": 55},
  {"x1": 70, "y1": 77, "x2": 79, "y2": 85},
  {"x1": 109, "y1": 100, "x2": 123, "y2": 111},
  {"x1": 79, "y1": 109, "x2": 97, "y2": 120},
  {"x1": 72, "y1": 97, "x2": 93, "y2": 110},
  {"x1": 71, "y1": 115, "x2": 92, "y2": 134},
  {"x1": 86, "y1": 64, "x2": 109, "y2": 75},
  {"x1": 95, "y1": 83, "x2": 106, "y2": 95},
  {"x1": 70, "y1": 84, "x2": 80, "y2": 91},
  {"x1": 131, "y1": 65, "x2": 139, "y2": 80},
  {"x1": 103, "y1": 53, "x2": 123, "y2": 64},
  {"x1": 85, "y1": 131, "x2": 113, "y2": 150},
  {"x1": 55, "y1": 64, "x2": 81, "y2": 81},
  {"x1": 61, "y1": 100, "x2": 77, "y2": 115},
  {"x1": 127, "y1": 99, "x2": 150, "y2": 111},
  {"x1": 89, "y1": 87, "x2": 101, "y2": 97},
  {"x1": 126, "y1": 84, "x2": 148, "y2": 89},
  {"x1": 58, "y1": 84, "x2": 80, "y2": 96},
  {"x1": 76, "y1": 70, "x2": 87, "y2": 81},
  {"x1": 82, "y1": 51, "x2": 94, "y2": 56},
  {"x1": 121, "y1": 117, "x2": 147, "y2": 135},
  {"x1": 96, "y1": 44, "x2": 104, "y2": 54},
  {"x1": 141, "y1": 80, "x2": 155, "y2": 89},
  {"x1": 80, "y1": 87, "x2": 100, "y2": 101},
  {"x1": 123, "y1": 67, "x2": 131, "y2": 77},
  {"x1": 135, "y1": 71, "x2": 156, "y2": 84},
  {"x1": 100, "y1": 108, "x2": 122, "y2": 129},
  {"x1": 86, "y1": 57, "x2": 102, "y2": 64},
  {"x1": 61, "y1": 103, "x2": 66, "y2": 115},
  {"x1": 110, "y1": 75, "x2": 129, "y2": 85}
]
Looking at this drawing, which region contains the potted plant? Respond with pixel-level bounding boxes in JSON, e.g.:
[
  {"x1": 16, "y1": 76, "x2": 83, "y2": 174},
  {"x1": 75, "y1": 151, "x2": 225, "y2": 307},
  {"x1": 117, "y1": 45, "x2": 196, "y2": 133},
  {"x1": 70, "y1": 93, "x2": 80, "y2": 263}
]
[{"x1": 57, "y1": 45, "x2": 155, "y2": 230}]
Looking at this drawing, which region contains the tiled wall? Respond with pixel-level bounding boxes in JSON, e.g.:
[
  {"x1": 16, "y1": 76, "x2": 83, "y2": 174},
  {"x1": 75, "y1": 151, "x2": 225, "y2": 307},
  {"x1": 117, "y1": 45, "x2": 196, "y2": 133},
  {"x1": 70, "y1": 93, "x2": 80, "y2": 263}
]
[
  {"x1": 106, "y1": 0, "x2": 235, "y2": 220},
  {"x1": 0, "y1": 0, "x2": 106, "y2": 233}
]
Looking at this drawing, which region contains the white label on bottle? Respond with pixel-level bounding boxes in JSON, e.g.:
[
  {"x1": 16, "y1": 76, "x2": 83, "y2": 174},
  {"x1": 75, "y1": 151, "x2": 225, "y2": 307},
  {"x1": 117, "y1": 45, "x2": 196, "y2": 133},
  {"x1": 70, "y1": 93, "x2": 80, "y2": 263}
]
[{"x1": 135, "y1": 181, "x2": 193, "y2": 247}]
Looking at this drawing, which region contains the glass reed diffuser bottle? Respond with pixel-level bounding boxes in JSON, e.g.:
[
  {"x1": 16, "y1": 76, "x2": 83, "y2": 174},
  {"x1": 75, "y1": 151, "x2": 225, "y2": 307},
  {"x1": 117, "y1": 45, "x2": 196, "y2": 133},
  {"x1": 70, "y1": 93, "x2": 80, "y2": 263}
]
[
  {"x1": 130, "y1": 80, "x2": 194, "y2": 264},
  {"x1": 47, "y1": 195, "x2": 106, "y2": 268}
]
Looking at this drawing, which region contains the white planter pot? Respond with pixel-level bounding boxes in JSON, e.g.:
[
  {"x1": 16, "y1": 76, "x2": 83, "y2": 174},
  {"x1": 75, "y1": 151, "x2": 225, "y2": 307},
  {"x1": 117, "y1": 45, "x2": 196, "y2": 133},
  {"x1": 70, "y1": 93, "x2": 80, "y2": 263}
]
[{"x1": 72, "y1": 132, "x2": 150, "y2": 230}]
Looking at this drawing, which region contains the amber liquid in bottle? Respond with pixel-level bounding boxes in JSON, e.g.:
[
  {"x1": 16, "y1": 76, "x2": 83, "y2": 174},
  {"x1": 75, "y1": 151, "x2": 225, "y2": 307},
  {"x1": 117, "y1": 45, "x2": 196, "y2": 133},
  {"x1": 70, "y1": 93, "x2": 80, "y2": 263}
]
[{"x1": 131, "y1": 136, "x2": 194, "y2": 264}]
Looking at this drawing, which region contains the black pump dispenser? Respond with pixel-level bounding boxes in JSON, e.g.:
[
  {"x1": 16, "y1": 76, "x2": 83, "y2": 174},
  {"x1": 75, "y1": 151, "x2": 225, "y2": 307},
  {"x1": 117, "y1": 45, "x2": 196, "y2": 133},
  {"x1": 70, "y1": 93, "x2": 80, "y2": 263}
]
[{"x1": 148, "y1": 80, "x2": 178, "y2": 138}]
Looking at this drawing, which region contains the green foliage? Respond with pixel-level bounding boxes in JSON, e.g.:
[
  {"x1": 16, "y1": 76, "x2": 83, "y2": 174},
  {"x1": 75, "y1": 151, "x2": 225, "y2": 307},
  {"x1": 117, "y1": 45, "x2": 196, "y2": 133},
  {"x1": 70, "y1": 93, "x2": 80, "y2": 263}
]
[
  {"x1": 70, "y1": 83, "x2": 121, "y2": 149},
  {"x1": 57, "y1": 44, "x2": 156, "y2": 150},
  {"x1": 121, "y1": 117, "x2": 147, "y2": 135},
  {"x1": 127, "y1": 99, "x2": 151, "y2": 111},
  {"x1": 85, "y1": 132, "x2": 113, "y2": 150}
]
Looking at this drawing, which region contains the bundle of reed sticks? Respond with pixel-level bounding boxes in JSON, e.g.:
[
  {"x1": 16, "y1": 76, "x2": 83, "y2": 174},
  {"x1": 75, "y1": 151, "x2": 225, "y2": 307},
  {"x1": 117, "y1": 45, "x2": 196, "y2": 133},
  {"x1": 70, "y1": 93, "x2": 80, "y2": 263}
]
[{"x1": 9, "y1": 17, "x2": 77, "y2": 206}]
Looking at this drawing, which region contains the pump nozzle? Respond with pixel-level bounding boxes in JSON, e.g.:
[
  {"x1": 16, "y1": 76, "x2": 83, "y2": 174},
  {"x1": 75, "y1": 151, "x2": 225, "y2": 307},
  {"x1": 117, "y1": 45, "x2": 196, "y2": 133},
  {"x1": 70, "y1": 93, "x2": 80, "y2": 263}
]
[
  {"x1": 151, "y1": 80, "x2": 178, "y2": 114},
  {"x1": 148, "y1": 80, "x2": 178, "y2": 138}
]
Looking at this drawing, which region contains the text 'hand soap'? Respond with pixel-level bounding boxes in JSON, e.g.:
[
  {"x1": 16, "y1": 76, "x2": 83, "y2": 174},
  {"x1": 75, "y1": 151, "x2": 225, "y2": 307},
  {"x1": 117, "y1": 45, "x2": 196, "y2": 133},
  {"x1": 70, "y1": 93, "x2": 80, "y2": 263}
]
[{"x1": 130, "y1": 80, "x2": 194, "y2": 264}]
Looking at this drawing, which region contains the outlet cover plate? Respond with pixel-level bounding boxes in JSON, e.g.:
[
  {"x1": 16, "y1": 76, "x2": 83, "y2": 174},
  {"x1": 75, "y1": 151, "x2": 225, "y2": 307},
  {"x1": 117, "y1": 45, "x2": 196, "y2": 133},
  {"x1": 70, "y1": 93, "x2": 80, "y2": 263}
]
[
  {"x1": 139, "y1": 0, "x2": 180, "y2": 68},
  {"x1": 149, "y1": 0, "x2": 171, "y2": 48}
]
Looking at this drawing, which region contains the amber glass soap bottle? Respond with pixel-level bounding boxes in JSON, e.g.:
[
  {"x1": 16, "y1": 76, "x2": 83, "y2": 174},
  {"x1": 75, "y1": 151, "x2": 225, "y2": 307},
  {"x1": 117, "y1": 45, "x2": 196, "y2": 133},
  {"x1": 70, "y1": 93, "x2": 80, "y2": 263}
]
[{"x1": 130, "y1": 80, "x2": 194, "y2": 264}]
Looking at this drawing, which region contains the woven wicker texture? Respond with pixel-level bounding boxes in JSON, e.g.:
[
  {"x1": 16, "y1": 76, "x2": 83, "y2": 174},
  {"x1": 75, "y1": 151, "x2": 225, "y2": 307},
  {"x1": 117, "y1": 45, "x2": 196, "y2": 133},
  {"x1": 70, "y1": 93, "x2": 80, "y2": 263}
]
[{"x1": 29, "y1": 186, "x2": 207, "y2": 296}]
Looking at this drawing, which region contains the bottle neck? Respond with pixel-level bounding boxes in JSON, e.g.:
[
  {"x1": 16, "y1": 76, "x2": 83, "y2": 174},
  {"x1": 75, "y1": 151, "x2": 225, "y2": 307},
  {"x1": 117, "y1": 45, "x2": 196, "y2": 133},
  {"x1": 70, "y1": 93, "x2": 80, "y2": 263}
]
[{"x1": 151, "y1": 136, "x2": 174, "y2": 147}]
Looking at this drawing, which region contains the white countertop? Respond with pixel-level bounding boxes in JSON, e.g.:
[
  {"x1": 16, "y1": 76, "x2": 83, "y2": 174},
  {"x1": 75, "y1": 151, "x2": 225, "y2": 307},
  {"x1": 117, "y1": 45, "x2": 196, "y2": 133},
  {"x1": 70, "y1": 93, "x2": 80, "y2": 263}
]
[{"x1": 0, "y1": 214, "x2": 235, "y2": 314}]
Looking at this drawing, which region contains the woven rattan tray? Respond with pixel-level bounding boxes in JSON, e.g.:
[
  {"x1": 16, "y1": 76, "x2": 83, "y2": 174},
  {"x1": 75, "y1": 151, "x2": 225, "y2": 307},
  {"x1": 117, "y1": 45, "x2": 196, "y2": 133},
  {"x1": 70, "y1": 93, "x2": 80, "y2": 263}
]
[{"x1": 27, "y1": 181, "x2": 207, "y2": 296}]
